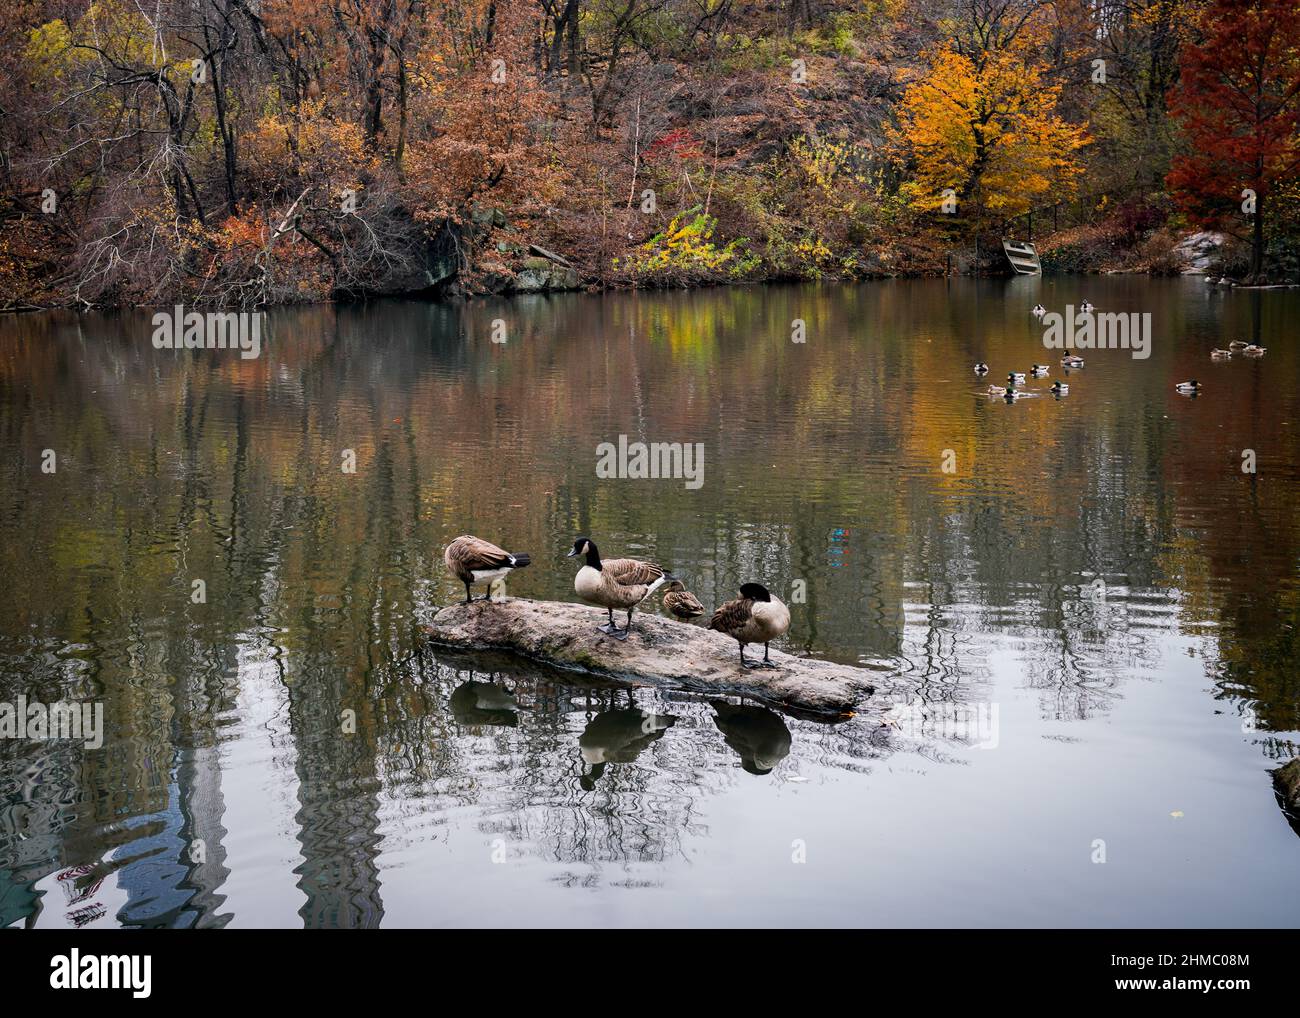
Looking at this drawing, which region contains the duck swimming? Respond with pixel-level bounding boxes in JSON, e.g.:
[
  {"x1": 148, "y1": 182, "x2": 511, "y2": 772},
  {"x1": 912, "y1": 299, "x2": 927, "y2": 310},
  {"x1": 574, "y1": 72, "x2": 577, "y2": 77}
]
[
  {"x1": 1210, "y1": 348, "x2": 1232, "y2": 359},
  {"x1": 1051, "y1": 381, "x2": 1068, "y2": 395},
  {"x1": 1079, "y1": 299, "x2": 1094, "y2": 313},
  {"x1": 1175, "y1": 380, "x2": 1201, "y2": 394},
  {"x1": 1032, "y1": 304, "x2": 1046, "y2": 317},
  {"x1": 1008, "y1": 371, "x2": 1026, "y2": 384},
  {"x1": 974, "y1": 362, "x2": 989, "y2": 374},
  {"x1": 1061, "y1": 354, "x2": 1085, "y2": 368},
  {"x1": 444, "y1": 535, "x2": 531, "y2": 604},
  {"x1": 1031, "y1": 364, "x2": 1050, "y2": 376},
  {"x1": 1229, "y1": 340, "x2": 1248, "y2": 350},
  {"x1": 709, "y1": 582, "x2": 791, "y2": 669},
  {"x1": 567, "y1": 537, "x2": 673, "y2": 639},
  {"x1": 1244, "y1": 345, "x2": 1266, "y2": 356}
]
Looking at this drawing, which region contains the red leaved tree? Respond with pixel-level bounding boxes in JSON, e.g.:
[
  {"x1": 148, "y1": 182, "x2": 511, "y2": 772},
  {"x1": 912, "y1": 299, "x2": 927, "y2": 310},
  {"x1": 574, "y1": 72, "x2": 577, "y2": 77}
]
[{"x1": 1167, "y1": 0, "x2": 1300, "y2": 281}]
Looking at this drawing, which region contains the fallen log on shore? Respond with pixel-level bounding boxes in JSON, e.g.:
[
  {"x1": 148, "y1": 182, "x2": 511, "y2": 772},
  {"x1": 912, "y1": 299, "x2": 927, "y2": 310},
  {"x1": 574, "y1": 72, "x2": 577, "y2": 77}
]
[{"x1": 423, "y1": 597, "x2": 875, "y2": 717}]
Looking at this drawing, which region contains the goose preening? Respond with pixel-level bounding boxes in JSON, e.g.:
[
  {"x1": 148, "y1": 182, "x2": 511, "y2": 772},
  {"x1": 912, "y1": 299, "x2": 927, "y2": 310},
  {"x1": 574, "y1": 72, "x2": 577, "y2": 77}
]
[
  {"x1": 710, "y1": 700, "x2": 792, "y2": 775},
  {"x1": 1210, "y1": 348, "x2": 1232, "y2": 359},
  {"x1": 1175, "y1": 380, "x2": 1202, "y2": 394},
  {"x1": 1244, "y1": 345, "x2": 1266, "y2": 356},
  {"x1": 449, "y1": 679, "x2": 519, "y2": 727},
  {"x1": 662, "y1": 579, "x2": 706, "y2": 620},
  {"x1": 577, "y1": 707, "x2": 676, "y2": 789},
  {"x1": 1061, "y1": 354, "x2": 1085, "y2": 368},
  {"x1": 444, "y1": 535, "x2": 531, "y2": 604},
  {"x1": 974, "y1": 362, "x2": 989, "y2": 374},
  {"x1": 567, "y1": 537, "x2": 673, "y2": 640},
  {"x1": 709, "y1": 582, "x2": 791, "y2": 669},
  {"x1": 1051, "y1": 381, "x2": 1068, "y2": 396},
  {"x1": 1008, "y1": 371, "x2": 1026, "y2": 384},
  {"x1": 1031, "y1": 364, "x2": 1050, "y2": 377},
  {"x1": 1032, "y1": 304, "x2": 1046, "y2": 317}
]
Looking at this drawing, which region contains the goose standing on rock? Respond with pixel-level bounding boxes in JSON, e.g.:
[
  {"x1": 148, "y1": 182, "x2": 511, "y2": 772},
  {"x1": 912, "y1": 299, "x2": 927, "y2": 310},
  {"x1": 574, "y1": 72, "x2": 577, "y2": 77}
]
[
  {"x1": 444, "y1": 535, "x2": 531, "y2": 604},
  {"x1": 567, "y1": 537, "x2": 674, "y2": 639},
  {"x1": 709, "y1": 582, "x2": 791, "y2": 669},
  {"x1": 662, "y1": 579, "x2": 706, "y2": 621}
]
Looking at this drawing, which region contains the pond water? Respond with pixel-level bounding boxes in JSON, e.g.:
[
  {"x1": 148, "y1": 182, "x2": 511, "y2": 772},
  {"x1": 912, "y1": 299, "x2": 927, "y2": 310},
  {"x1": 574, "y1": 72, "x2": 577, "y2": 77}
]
[{"x1": 1, "y1": 276, "x2": 1297, "y2": 928}]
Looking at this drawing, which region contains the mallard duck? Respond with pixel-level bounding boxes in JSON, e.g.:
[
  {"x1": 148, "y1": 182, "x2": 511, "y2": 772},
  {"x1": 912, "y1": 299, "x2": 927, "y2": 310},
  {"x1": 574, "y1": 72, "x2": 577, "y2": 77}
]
[
  {"x1": 1032, "y1": 304, "x2": 1046, "y2": 317},
  {"x1": 1031, "y1": 364, "x2": 1050, "y2": 376},
  {"x1": 662, "y1": 579, "x2": 705, "y2": 620},
  {"x1": 1008, "y1": 371, "x2": 1026, "y2": 384},
  {"x1": 1080, "y1": 299, "x2": 1094, "y2": 313},
  {"x1": 1003, "y1": 387, "x2": 1022, "y2": 401},
  {"x1": 444, "y1": 535, "x2": 531, "y2": 604},
  {"x1": 1210, "y1": 348, "x2": 1232, "y2": 359},
  {"x1": 1051, "y1": 381, "x2": 1068, "y2": 395},
  {"x1": 974, "y1": 362, "x2": 989, "y2": 374},
  {"x1": 1062, "y1": 354, "x2": 1085, "y2": 368},
  {"x1": 708, "y1": 582, "x2": 791, "y2": 669},
  {"x1": 578, "y1": 708, "x2": 676, "y2": 789},
  {"x1": 1244, "y1": 345, "x2": 1266, "y2": 356},
  {"x1": 1175, "y1": 380, "x2": 1201, "y2": 394},
  {"x1": 1229, "y1": 340, "x2": 1248, "y2": 350},
  {"x1": 710, "y1": 700, "x2": 792, "y2": 775},
  {"x1": 567, "y1": 537, "x2": 673, "y2": 639},
  {"x1": 987, "y1": 384, "x2": 1009, "y2": 395}
]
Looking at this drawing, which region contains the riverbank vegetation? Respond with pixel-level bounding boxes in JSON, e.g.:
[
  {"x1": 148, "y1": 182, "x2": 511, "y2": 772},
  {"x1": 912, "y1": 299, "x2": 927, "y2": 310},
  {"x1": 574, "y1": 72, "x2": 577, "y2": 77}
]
[{"x1": 2, "y1": 0, "x2": 1299, "y2": 309}]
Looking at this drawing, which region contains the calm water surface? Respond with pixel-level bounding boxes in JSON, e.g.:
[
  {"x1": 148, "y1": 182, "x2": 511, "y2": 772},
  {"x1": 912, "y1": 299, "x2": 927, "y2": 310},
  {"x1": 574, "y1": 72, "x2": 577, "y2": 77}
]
[{"x1": 1, "y1": 276, "x2": 1298, "y2": 928}]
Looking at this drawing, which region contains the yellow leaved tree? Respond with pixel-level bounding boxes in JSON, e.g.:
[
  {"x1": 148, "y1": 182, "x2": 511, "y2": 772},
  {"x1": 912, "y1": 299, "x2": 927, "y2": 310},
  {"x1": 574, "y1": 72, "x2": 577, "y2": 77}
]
[{"x1": 897, "y1": 45, "x2": 1088, "y2": 239}]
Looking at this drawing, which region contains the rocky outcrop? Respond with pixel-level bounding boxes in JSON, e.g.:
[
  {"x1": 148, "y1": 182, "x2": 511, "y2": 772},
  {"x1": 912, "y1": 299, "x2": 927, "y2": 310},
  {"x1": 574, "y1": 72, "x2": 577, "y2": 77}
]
[
  {"x1": 424, "y1": 597, "x2": 875, "y2": 717},
  {"x1": 1174, "y1": 231, "x2": 1226, "y2": 274}
]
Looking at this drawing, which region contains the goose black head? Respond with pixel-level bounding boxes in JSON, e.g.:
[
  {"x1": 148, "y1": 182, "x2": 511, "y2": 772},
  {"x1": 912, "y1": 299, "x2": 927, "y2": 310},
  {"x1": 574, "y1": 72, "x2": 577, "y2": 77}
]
[
  {"x1": 567, "y1": 537, "x2": 601, "y2": 568},
  {"x1": 739, "y1": 582, "x2": 771, "y2": 602}
]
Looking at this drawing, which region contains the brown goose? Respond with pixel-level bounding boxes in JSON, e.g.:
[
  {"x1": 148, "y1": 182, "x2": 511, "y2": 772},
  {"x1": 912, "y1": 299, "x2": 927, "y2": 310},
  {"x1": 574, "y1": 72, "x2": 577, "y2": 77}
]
[
  {"x1": 662, "y1": 580, "x2": 705, "y2": 620},
  {"x1": 444, "y1": 535, "x2": 531, "y2": 604},
  {"x1": 708, "y1": 582, "x2": 791, "y2": 669},
  {"x1": 566, "y1": 537, "x2": 673, "y2": 640}
]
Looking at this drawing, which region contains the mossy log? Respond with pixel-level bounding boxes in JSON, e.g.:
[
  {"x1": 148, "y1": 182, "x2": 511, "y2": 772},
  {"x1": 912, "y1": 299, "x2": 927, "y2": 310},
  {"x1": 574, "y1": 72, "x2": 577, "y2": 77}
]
[{"x1": 424, "y1": 597, "x2": 875, "y2": 717}]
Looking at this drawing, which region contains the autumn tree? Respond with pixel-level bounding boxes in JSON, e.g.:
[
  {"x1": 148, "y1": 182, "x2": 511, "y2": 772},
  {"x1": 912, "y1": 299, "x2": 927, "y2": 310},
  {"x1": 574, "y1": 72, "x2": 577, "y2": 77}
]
[
  {"x1": 897, "y1": 42, "x2": 1088, "y2": 243},
  {"x1": 1166, "y1": 0, "x2": 1300, "y2": 281}
]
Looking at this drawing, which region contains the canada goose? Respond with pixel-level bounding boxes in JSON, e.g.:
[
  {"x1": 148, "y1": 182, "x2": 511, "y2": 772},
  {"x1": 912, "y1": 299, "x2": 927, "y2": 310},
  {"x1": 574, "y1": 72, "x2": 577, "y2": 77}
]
[
  {"x1": 974, "y1": 362, "x2": 989, "y2": 374},
  {"x1": 1032, "y1": 304, "x2": 1046, "y2": 317},
  {"x1": 1051, "y1": 381, "x2": 1068, "y2": 395},
  {"x1": 1229, "y1": 340, "x2": 1248, "y2": 350},
  {"x1": 662, "y1": 579, "x2": 706, "y2": 620},
  {"x1": 1008, "y1": 371, "x2": 1026, "y2": 384},
  {"x1": 577, "y1": 708, "x2": 676, "y2": 789},
  {"x1": 710, "y1": 700, "x2": 792, "y2": 775},
  {"x1": 449, "y1": 679, "x2": 519, "y2": 728},
  {"x1": 444, "y1": 535, "x2": 531, "y2": 604},
  {"x1": 1062, "y1": 354, "x2": 1085, "y2": 368},
  {"x1": 1031, "y1": 364, "x2": 1050, "y2": 376},
  {"x1": 1244, "y1": 345, "x2": 1266, "y2": 356},
  {"x1": 567, "y1": 537, "x2": 673, "y2": 639},
  {"x1": 1175, "y1": 380, "x2": 1201, "y2": 394},
  {"x1": 709, "y1": 582, "x2": 791, "y2": 669},
  {"x1": 1211, "y1": 348, "x2": 1232, "y2": 359}
]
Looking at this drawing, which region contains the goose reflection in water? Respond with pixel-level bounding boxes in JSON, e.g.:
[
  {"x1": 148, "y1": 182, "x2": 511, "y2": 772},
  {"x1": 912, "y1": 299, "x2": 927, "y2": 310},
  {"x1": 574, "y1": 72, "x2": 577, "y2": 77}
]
[
  {"x1": 710, "y1": 700, "x2": 792, "y2": 775},
  {"x1": 577, "y1": 707, "x2": 677, "y2": 790},
  {"x1": 449, "y1": 677, "x2": 520, "y2": 728}
]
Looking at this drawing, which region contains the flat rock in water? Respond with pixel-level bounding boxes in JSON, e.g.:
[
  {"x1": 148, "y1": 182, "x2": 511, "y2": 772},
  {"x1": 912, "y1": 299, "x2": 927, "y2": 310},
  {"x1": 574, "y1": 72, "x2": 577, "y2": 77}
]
[{"x1": 425, "y1": 597, "x2": 874, "y2": 717}]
